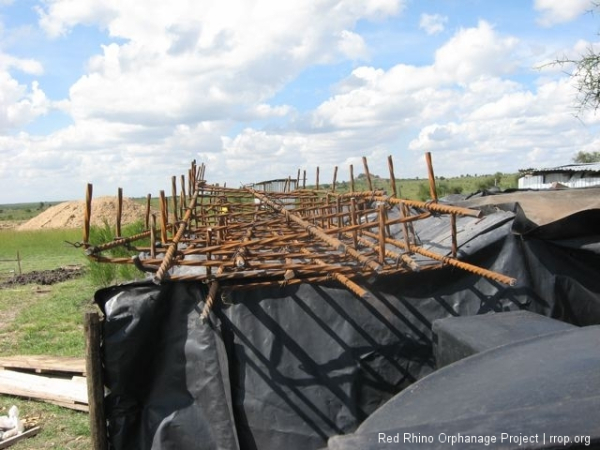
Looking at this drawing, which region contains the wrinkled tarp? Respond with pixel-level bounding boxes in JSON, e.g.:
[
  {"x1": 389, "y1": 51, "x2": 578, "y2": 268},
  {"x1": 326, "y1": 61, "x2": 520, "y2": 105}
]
[
  {"x1": 326, "y1": 325, "x2": 600, "y2": 450},
  {"x1": 95, "y1": 192, "x2": 600, "y2": 450}
]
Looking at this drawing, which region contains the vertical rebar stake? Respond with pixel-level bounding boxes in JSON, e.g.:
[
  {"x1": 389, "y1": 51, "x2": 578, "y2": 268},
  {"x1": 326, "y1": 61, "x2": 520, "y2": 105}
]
[
  {"x1": 426, "y1": 152, "x2": 438, "y2": 202},
  {"x1": 316, "y1": 166, "x2": 320, "y2": 190},
  {"x1": 451, "y1": 213, "x2": 458, "y2": 258},
  {"x1": 362, "y1": 156, "x2": 373, "y2": 191},
  {"x1": 378, "y1": 203, "x2": 386, "y2": 264},
  {"x1": 387, "y1": 155, "x2": 398, "y2": 198},
  {"x1": 172, "y1": 176, "x2": 178, "y2": 224},
  {"x1": 116, "y1": 187, "x2": 123, "y2": 238},
  {"x1": 83, "y1": 183, "x2": 93, "y2": 247},
  {"x1": 159, "y1": 190, "x2": 168, "y2": 245},
  {"x1": 145, "y1": 194, "x2": 151, "y2": 230},
  {"x1": 332, "y1": 166, "x2": 338, "y2": 193}
]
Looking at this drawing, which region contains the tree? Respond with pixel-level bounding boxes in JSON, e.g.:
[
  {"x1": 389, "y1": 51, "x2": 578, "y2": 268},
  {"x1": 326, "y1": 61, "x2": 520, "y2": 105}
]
[
  {"x1": 573, "y1": 150, "x2": 600, "y2": 163},
  {"x1": 551, "y1": 3, "x2": 600, "y2": 115}
]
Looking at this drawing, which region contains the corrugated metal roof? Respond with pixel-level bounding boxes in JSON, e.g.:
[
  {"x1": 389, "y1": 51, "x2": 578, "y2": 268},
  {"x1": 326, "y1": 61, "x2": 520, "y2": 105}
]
[{"x1": 523, "y1": 163, "x2": 600, "y2": 174}]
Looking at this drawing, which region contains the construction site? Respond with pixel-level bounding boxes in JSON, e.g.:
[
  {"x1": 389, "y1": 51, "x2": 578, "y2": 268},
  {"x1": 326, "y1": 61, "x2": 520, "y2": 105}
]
[{"x1": 73, "y1": 154, "x2": 600, "y2": 449}]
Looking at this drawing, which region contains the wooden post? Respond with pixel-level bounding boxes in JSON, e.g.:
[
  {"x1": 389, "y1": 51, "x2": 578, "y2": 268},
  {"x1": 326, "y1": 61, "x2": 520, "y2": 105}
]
[
  {"x1": 16, "y1": 251, "x2": 22, "y2": 275},
  {"x1": 349, "y1": 164, "x2": 355, "y2": 193},
  {"x1": 316, "y1": 166, "x2": 320, "y2": 190},
  {"x1": 85, "y1": 311, "x2": 108, "y2": 450}
]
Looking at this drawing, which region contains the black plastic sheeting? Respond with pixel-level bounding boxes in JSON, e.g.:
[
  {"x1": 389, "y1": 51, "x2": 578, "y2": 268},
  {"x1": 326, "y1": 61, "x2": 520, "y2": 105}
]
[
  {"x1": 94, "y1": 202, "x2": 600, "y2": 450},
  {"x1": 326, "y1": 325, "x2": 600, "y2": 449}
]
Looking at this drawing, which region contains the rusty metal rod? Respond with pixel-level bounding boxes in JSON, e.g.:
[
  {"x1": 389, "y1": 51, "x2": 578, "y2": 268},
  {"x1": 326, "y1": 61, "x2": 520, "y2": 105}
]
[
  {"x1": 425, "y1": 152, "x2": 438, "y2": 202},
  {"x1": 363, "y1": 230, "x2": 517, "y2": 286},
  {"x1": 248, "y1": 188, "x2": 383, "y2": 274},
  {"x1": 362, "y1": 156, "x2": 373, "y2": 191},
  {"x1": 353, "y1": 234, "x2": 420, "y2": 272},
  {"x1": 145, "y1": 194, "x2": 151, "y2": 229},
  {"x1": 86, "y1": 229, "x2": 152, "y2": 255},
  {"x1": 200, "y1": 266, "x2": 224, "y2": 321},
  {"x1": 387, "y1": 155, "x2": 398, "y2": 198},
  {"x1": 83, "y1": 183, "x2": 92, "y2": 247},
  {"x1": 153, "y1": 184, "x2": 201, "y2": 283},
  {"x1": 159, "y1": 190, "x2": 168, "y2": 244},
  {"x1": 334, "y1": 191, "x2": 481, "y2": 218},
  {"x1": 300, "y1": 247, "x2": 369, "y2": 299},
  {"x1": 116, "y1": 187, "x2": 123, "y2": 238}
]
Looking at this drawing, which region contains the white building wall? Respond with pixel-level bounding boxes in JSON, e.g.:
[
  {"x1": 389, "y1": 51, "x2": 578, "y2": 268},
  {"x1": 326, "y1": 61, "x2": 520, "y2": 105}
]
[{"x1": 518, "y1": 174, "x2": 600, "y2": 189}]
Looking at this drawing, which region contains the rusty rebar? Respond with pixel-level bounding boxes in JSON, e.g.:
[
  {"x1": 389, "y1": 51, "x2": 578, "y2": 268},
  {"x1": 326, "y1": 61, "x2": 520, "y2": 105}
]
[
  {"x1": 364, "y1": 230, "x2": 516, "y2": 286},
  {"x1": 425, "y1": 152, "x2": 438, "y2": 202},
  {"x1": 248, "y1": 187, "x2": 383, "y2": 274},
  {"x1": 116, "y1": 187, "x2": 123, "y2": 238},
  {"x1": 153, "y1": 184, "x2": 200, "y2": 284},
  {"x1": 83, "y1": 183, "x2": 92, "y2": 247}
]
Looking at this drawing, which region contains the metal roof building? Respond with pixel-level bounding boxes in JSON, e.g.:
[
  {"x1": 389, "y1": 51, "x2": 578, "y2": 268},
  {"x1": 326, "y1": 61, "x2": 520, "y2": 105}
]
[{"x1": 518, "y1": 162, "x2": 600, "y2": 189}]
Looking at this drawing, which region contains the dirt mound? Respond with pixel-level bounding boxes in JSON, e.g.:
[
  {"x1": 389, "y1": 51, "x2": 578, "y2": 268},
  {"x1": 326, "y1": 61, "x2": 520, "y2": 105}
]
[{"x1": 17, "y1": 196, "x2": 147, "y2": 230}]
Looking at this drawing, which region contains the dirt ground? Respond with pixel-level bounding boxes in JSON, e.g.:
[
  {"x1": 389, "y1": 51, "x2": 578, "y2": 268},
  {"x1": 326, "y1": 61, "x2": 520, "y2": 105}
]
[
  {"x1": 0, "y1": 267, "x2": 85, "y2": 287},
  {"x1": 17, "y1": 196, "x2": 147, "y2": 230}
]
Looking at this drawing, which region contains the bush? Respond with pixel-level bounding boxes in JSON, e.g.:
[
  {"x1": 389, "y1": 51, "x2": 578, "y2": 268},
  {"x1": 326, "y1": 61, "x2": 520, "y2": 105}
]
[
  {"x1": 87, "y1": 220, "x2": 147, "y2": 287},
  {"x1": 476, "y1": 176, "x2": 496, "y2": 191}
]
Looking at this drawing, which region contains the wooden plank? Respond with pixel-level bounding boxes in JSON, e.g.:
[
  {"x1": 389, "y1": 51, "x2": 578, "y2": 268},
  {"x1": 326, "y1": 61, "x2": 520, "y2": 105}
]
[
  {"x1": 0, "y1": 355, "x2": 85, "y2": 376},
  {"x1": 0, "y1": 427, "x2": 41, "y2": 449},
  {"x1": 0, "y1": 370, "x2": 87, "y2": 411}
]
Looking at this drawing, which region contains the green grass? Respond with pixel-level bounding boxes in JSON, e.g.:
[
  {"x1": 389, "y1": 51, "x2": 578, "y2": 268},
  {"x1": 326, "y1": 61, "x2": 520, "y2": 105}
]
[
  {"x1": 0, "y1": 202, "x2": 62, "y2": 223},
  {"x1": 0, "y1": 228, "x2": 85, "y2": 277},
  {"x1": 0, "y1": 227, "x2": 96, "y2": 449},
  {"x1": 0, "y1": 277, "x2": 94, "y2": 356}
]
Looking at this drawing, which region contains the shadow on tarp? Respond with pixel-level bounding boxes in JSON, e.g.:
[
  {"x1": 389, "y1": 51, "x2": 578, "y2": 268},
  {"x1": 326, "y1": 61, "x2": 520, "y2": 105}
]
[{"x1": 94, "y1": 206, "x2": 600, "y2": 450}]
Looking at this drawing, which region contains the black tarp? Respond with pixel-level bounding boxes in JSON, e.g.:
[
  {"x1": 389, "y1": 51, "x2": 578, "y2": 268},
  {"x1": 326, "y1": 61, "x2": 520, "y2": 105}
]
[
  {"x1": 94, "y1": 197, "x2": 600, "y2": 450},
  {"x1": 326, "y1": 325, "x2": 600, "y2": 449}
]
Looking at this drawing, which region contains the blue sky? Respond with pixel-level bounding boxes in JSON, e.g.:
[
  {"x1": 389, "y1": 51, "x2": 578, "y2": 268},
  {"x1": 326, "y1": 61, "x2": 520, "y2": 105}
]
[{"x1": 0, "y1": 0, "x2": 599, "y2": 203}]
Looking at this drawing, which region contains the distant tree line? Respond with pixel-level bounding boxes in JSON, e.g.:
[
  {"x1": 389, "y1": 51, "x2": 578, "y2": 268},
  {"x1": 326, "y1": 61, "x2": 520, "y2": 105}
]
[{"x1": 573, "y1": 151, "x2": 600, "y2": 163}]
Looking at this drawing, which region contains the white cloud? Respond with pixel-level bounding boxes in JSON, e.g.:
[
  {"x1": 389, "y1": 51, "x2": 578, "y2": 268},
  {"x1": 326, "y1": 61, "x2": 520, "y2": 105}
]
[
  {"x1": 419, "y1": 13, "x2": 448, "y2": 35},
  {"x1": 338, "y1": 30, "x2": 369, "y2": 60},
  {"x1": 534, "y1": 0, "x2": 593, "y2": 27},
  {"x1": 434, "y1": 21, "x2": 519, "y2": 84},
  {"x1": 223, "y1": 22, "x2": 597, "y2": 180},
  {"x1": 37, "y1": 0, "x2": 403, "y2": 129},
  {"x1": 0, "y1": 70, "x2": 51, "y2": 131}
]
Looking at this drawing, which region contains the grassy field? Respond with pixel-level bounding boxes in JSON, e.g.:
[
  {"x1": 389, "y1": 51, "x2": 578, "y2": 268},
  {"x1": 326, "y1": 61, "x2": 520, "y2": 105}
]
[
  {"x1": 0, "y1": 228, "x2": 85, "y2": 277},
  {"x1": 0, "y1": 227, "x2": 95, "y2": 449},
  {"x1": 0, "y1": 202, "x2": 62, "y2": 223}
]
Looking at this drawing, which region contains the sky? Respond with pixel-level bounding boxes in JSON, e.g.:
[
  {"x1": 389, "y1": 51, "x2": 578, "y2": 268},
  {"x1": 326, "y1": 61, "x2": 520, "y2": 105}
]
[{"x1": 1, "y1": 0, "x2": 600, "y2": 203}]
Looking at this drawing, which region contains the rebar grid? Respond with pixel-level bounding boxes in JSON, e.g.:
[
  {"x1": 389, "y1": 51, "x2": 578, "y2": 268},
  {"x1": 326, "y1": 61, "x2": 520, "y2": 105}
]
[{"x1": 83, "y1": 155, "x2": 516, "y2": 313}]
